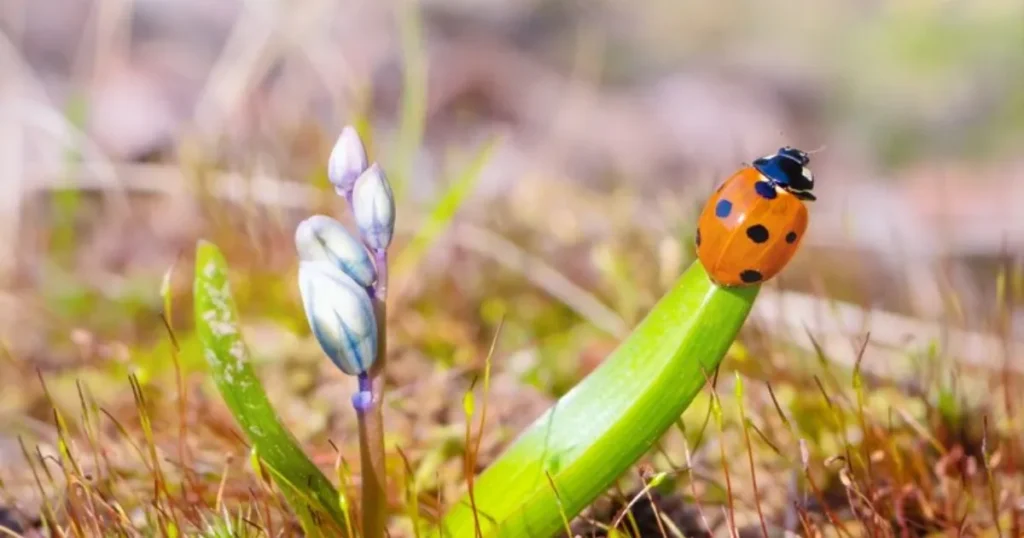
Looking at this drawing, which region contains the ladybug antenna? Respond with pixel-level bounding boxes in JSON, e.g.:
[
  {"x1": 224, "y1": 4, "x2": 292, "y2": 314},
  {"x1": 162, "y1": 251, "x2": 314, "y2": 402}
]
[{"x1": 805, "y1": 144, "x2": 827, "y2": 155}]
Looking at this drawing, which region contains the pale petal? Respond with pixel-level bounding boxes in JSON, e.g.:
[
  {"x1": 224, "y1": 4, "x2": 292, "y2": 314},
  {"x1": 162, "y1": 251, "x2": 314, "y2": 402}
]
[
  {"x1": 298, "y1": 261, "x2": 377, "y2": 376},
  {"x1": 327, "y1": 126, "x2": 368, "y2": 193},
  {"x1": 295, "y1": 214, "x2": 376, "y2": 287},
  {"x1": 352, "y1": 163, "x2": 396, "y2": 251}
]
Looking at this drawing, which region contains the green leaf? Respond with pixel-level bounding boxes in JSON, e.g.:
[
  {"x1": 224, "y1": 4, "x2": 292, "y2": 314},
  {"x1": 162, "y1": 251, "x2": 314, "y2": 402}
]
[
  {"x1": 438, "y1": 260, "x2": 758, "y2": 537},
  {"x1": 193, "y1": 240, "x2": 348, "y2": 536}
]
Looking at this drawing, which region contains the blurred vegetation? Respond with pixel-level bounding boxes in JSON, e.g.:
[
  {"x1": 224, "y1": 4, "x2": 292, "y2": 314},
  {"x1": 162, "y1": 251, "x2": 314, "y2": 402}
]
[
  {"x1": 540, "y1": 0, "x2": 1024, "y2": 166},
  {"x1": 1, "y1": 0, "x2": 1023, "y2": 536}
]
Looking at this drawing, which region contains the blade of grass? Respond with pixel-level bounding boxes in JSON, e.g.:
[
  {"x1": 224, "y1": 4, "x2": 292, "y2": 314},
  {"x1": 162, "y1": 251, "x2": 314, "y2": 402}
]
[
  {"x1": 396, "y1": 447, "x2": 423, "y2": 538},
  {"x1": 390, "y1": 0, "x2": 427, "y2": 200},
  {"x1": 127, "y1": 373, "x2": 177, "y2": 532},
  {"x1": 391, "y1": 136, "x2": 499, "y2": 284},
  {"x1": 331, "y1": 449, "x2": 357, "y2": 538},
  {"x1": 193, "y1": 239, "x2": 346, "y2": 536},
  {"x1": 437, "y1": 259, "x2": 760, "y2": 537},
  {"x1": 735, "y1": 374, "x2": 769, "y2": 538}
]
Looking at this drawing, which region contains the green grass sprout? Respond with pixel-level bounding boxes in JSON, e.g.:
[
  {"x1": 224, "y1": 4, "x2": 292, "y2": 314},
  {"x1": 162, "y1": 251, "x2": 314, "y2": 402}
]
[{"x1": 438, "y1": 259, "x2": 759, "y2": 537}]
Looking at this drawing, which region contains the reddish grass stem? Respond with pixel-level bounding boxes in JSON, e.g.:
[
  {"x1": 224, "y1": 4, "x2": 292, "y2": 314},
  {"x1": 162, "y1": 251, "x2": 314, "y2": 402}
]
[
  {"x1": 357, "y1": 400, "x2": 387, "y2": 538},
  {"x1": 356, "y1": 248, "x2": 391, "y2": 538},
  {"x1": 739, "y1": 417, "x2": 770, "y2": 538}
]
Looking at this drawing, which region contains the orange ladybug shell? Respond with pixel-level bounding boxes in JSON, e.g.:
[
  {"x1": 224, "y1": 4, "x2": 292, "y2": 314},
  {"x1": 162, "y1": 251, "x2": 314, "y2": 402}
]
[{"x1": 696, "y1": 167, "x2": 808, "y2": 287}]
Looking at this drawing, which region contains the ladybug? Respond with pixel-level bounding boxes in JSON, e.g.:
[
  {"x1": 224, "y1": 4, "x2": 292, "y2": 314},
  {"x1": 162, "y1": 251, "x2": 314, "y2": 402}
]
[{"x1": 695, "y1": 146, "x2": 816, "y2": 287}]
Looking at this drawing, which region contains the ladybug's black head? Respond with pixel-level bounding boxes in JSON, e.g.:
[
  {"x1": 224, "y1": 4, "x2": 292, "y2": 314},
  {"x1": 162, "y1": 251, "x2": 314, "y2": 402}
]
[{"x1": 753, "y1": 146, "x2": 816, "y2": 201}]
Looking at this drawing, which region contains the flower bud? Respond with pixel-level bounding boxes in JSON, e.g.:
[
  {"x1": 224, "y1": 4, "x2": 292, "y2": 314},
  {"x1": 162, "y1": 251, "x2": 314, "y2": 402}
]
[
  {"x1": 352, "y1": 163, "x2": 396, "y2": 251},
  {"x1": 298, "y1": 261, "x2": 378, "y2": 377},
  {"x1": 352, "y1": 390, "x2": 373, "y2": 411},
  {"x1": 295, "y1": 214, "x2": 376, "y2": 288},
  {"x1": 327, "y1": 126, "x2": 368, "y2": 195}
]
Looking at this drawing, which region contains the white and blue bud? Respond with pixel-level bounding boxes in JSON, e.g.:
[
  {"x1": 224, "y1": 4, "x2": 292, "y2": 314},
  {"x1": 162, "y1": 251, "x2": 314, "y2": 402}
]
[
  {"x1": 352, "y1": 163, "x2": 396, "y2": 251},
  {"x1": 327, "y1": 126, "x2": 368, "y2": 196},
  {"x1": 298, "y1": 261, "x2": 378, "y2": 377},
  {"x1": 294, "y1": 215, "x2": 377, "y2": 288}
]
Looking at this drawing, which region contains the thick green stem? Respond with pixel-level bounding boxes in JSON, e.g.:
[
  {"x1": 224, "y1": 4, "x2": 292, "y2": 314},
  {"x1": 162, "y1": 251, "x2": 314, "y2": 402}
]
[{"x1": 438, "y1": 260, "x2": 759, "y2": 537}]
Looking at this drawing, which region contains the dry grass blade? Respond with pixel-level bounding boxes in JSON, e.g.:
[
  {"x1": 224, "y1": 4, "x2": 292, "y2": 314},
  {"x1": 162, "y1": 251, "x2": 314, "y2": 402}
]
[
  {"x1": 456, "y1": 223, "x2": 629, "y2": 338},
  {"x1": 753, "y1": 289, "x2": 1024, "y2": 378}
]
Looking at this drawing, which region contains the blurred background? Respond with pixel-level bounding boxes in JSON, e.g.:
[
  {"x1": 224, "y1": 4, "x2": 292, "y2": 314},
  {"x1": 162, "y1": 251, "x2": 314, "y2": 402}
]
[{"x1": 1, "y1": 0, "x2": 1023, "y2": 535}]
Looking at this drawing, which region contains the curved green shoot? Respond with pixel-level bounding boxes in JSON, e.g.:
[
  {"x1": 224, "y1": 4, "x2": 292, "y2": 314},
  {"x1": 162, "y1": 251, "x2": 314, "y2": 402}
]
[
  {"x1": 193, "y1": 240, "x2": 347, "y2": 537},
  {"x1": 438, "y1": 260, "x2": 759, "y2": 537}
]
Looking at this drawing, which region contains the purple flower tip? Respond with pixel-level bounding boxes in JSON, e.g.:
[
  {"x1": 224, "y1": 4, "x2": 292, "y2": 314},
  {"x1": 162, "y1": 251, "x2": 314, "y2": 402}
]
[{"x1": 351, "y1": 390, "x2": 374, "y2": 411}]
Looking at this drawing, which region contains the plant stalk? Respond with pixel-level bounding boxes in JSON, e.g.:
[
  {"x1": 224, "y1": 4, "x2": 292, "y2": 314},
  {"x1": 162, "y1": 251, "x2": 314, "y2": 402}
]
[
  {"x1": 437, "y1": 260, "x2": 760, "y2": 537},
  {"x1": 358, "y1": 248, "x2": 390, "y2": 538}
]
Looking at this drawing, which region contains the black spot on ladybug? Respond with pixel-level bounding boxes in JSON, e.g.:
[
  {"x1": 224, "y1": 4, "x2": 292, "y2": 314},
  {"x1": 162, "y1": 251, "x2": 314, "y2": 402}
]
[
  {"x1": 746, "y1": 224, "x2": 769, "y2": 244},
  {"x1": 715, "y1": 199, "x2": 732, "y2": 218},
  {"x1": 786, "y1": 231, "x2": 797, "y2": 243},
  {"x1": 754, "y1": 181, "x2": 777, "y2": 200},
  {"x1": 695, "y1": 228, "x2": 702, "y2": 247},
  {"x1": 740, "y1": 270, "x2": 763, "y2": 283}
]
